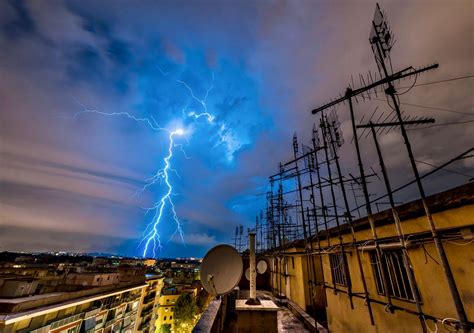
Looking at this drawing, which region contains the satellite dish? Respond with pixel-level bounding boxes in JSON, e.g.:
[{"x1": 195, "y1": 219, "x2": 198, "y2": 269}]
[
  {"x1": 257, "y1": 260, "x2": 268, "y2": 274},
  {"x1": 245, "y1": 268, "x2": 250, "y2": 280},
  {"x1": 200, "y1": 244, "x2": 243, "y2": 296}
]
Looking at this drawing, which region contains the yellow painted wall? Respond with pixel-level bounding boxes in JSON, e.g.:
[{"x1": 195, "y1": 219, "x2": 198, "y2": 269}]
[
  {"x1": 270, "y1": 204, "x2": 474, "y2": 333},
  {"x1": 270, "y1": 249, "x2": 311, "y2": 311},
  {"x1": 155, "y1": 294, "x2": 180, "y2": 331}
]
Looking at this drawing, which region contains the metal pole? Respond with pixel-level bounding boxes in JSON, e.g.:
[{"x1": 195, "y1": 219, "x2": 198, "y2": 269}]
[
  {"x1": 320, "y1": 116, "x2": 354, "y2": 309},
  {"x1": 311, "y1": 127, "x2": 331, "y2": 247},
  {"x1": 326, "y1": 118, "x2": 375, "y2": 325},
  {"x1": 369, "y1": 123, "x2": 426, "y2": 332},
  {"x1": 293, "y1": 134, "x2": 315, "y2": 314},
  {"x1": 278, "y1": 164, "x2": 284, "y2": 248},
  {"x1": 307, "y1": 150, "x2": 328, "y2": 310},
  {"x1": 373, "y1": 31, "x2": 469, "y2": 331},
  {"x1": 347, "y1": 92, "x2": 394, "y2": 313}
]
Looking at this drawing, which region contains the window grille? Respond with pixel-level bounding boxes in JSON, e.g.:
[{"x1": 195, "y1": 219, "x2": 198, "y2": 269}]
[
  {"x1": 370, "y1": 249, "x2": 417, "y2": 301},
  {"x1": 329, "y1": 252, "x2": 350, "y2": 286}
]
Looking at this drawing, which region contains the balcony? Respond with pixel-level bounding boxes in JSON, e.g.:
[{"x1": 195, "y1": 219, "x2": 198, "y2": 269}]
[
  {"x1": 49, "y1": 313, "x2": 84, "y2": 330},
  {"x1": 141, "y1": 306, "x2": 153, "y2": 317},
  {"x1": 124, "y1": 309, "x2": 137, "y2": 318},
  {"x1": 29, "y1": 325, "x2": 51, "y2": 333},
  {"x1": 143, "y1": 294, "x2": 156, "y2": 304},
  {"x1": 104, "y1": 318, "x2": 116, "y2": 328},
  {"x1": 139, "y1": 321, "x2": 150, "y2": 331},
  {"x1": 124, "y1": 294, "x2": 141, "y2": 303},
  {"x1": 84, "y1": 307, "x2": 101, "y2": 319}
]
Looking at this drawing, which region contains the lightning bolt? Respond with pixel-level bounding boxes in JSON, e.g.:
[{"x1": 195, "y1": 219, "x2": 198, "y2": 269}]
[
  {"x1": 66, "y1": 101, "x2": 186, "y2": 258},
  {"x1": 174, "y1": 71, "x2": 240, "y2": 161},
  {"x1": 67, "y1": 69, "x2": 222, "y2": 258},
  {"x1": 142, "y1": 128, "x2": 184, "y2": 257},
  {"x1": 177, "y1": 72, "x2": 215, "y2": 122}
]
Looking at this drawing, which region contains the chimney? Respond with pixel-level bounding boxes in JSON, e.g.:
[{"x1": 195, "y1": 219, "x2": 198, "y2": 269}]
[{"x1": 246, "y1": 231, "x2": 260, "y2": 305}]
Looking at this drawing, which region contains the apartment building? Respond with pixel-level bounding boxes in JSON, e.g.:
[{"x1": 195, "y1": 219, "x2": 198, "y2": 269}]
[
  {"x1": 0, "y1": 280, "x2": 146, "y2": 333},
  {"x1": 136, "y1": 275, "x2": 164, "y2": 333},
  {"x1": 269, "y1": 183, "x2": 474, "y2": 332},
  {"x1": 155, "y1": 290, "x2": 181, "y2": 331}
]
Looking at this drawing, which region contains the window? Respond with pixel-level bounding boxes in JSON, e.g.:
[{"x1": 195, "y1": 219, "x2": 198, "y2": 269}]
[
  {"x1": 164, "y1": 316, "x2": 167, "y2": 321},
  {"x1": 170, "y1": 316, "x2": 172, "y2": 320},
  {"x1": 370, "y1": 250, "x2": 417, "y2": 301},
  {"x1": 329, "y1": 252, "x2": 350, "y2": 286}
]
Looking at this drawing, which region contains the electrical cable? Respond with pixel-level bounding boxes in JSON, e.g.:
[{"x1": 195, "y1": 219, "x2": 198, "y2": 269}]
[
  {"x1": 407, "y1": 120, "x2": 474, "y2": 130},
  {"x1": 445, "y1": 239, "x2": 474, "y2": 246},
  {"x1": 397, "y1": 75, "x2": 474, "y2": 89},
  {"x1": 396, "y1": 72, "x2": 418, "y2": 95},
  {"x1": 441, "y1": 318, "x2": 461, "y2": 332},
  {"x1": 372, "y1": 98, "x2": 474, "y2": 117},
  {"x1": 415, "y1": 160, "x2": 474, "y2": 179},
  {"x1": 423, "y1": 315, "x2": 439, "y2": 333}
]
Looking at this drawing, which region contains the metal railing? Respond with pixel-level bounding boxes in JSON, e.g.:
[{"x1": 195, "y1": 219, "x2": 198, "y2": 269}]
[
  {"x1": 50, "y1": 313, "x2": 84, "y2": 329},
  {"x1": 84, "y1": 307, "x2": 101, "y2": 319}
]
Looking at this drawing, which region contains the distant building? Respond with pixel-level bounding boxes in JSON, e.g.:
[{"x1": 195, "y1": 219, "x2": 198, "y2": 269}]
[
  {"x1": 143, "y1": 259, "x2": 157, "y2": 267},
  {"x1": 170, "y1": 261, "x2": 198, "y2": 270},
  {"x1": 0, "y1": 276, "x2": 39, "y2": 298},
  {"x1": 91, "y1": 257, "x2": 109, "y2": 267},
  {"x1": 155, "y1": 290, "x2": 182, "y2": 331},
  {"x1": 0, "y1": 241, "x2": 200, "y2": 332},
  {"x1": 120, "y1": 259, "x2": 143, "y2": 267},
  {"x1": 136, "y1": 275, "x2": 164, "y2": 333},
  {"x1": 65, "y1": 273, "x2": 120, "y2": 287}
]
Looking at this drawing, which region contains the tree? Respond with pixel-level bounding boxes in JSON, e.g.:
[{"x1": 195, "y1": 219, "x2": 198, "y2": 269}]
[
  {"x1": 158, "y1": 324, "x2": 171, "y2": 333},
  {"x1": 196, "y1": 290, "x2": 209, "y2": 313},
  {"x1": 174, "y1": 292, "x2": 196, "y2": 332}
]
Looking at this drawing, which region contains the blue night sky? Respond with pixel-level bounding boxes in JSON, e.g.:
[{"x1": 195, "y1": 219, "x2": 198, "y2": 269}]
[{"x1": 0, "y1": 1, "x2": 472, "y2": 258}]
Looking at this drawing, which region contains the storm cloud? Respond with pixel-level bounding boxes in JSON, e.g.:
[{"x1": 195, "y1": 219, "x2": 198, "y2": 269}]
[{"x1": 0, "y1": 0, "x2": 472, "y2": 257}]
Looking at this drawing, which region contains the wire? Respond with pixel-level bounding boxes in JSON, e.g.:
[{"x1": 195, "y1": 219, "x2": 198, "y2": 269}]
[
  {"x1": 370, "y1": 74, "x2": 474, "y2": 95},
  {"x1": 407, "y1": 120, "x2": 474, "y2": 130},
  {"x1": 372, "y1": 98, "x2": 474, "y2": 117},
  {"x1": 423, "y1": 315, "x2": 439, "y2": 333},
  {"x1": 422, "y1": 242, "x2": 440, "y2": 265},
  {"x1": 397, "y1": 75, "x2": 474, "y2": 89},
  {"x1": 445, "y1": 239, "x2": 474, "y2": 246},
  {"x1": 396, "y1": 71, "x2": 418, "y2": 95},
  {"x1": 441, "y1": 318, "x2": 461, "y2": 332},
  {"x1": 415, "y1": 160, "x2": 474, "y2": 179}
]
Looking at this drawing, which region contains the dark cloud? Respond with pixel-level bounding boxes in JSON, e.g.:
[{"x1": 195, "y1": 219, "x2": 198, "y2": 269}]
[
  {"x1": 81, "y1": 16, "x2": 112, "y2": 38},
  {"x1": 2, "y1": 0, "x2": 35, "y2": 40},
  {"x1": 0, "y1": 225, "x2": 130, "y2": 254},
  {"x1": 66, "y1": 44, "x2": 103, "y2": 81},
  {"x1": 107, "y1": 39, "x2": 132, "y2": 66}
]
